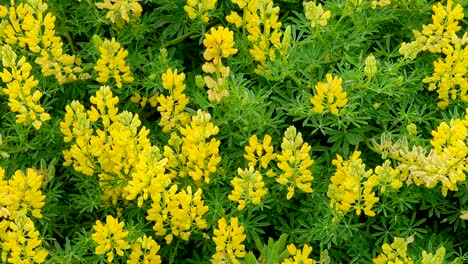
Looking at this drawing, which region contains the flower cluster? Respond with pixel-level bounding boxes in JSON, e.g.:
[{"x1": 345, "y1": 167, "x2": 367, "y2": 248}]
[
  {"x1": 310, "y1": 73, "x2": 348, "y2": 115},
  {"x1": 422, "y1": 247, "x2": 445, "y2": 264},
  {"x1": 413, "y1": 0, "x2": 464, "y2": 54},
  {"x1": 327, "y1": 151, "x2": 379, "y2": 218},
  {"x1": 228, "y1": 167, "x2": 268, "y2": 210},
  {"x1": 0, "y1": 45, "x2": 50, "y2": 130},
  {"x1": 226, "y1": 0, "x2": 289, "y2": 75},
  {"x1": 184, "y1": 0, "x2": 217, "y2": 23},
  {"x1": 0, "y1": 0, "x2": 88, "y2": 83},
  {"x1": 304, "y1": 2, "x2": 331, "y2": 29},
  {"x1": 92, "y1": 215, "x2": 131, "y2": 263},
  {"x1": 60, "y1": 85, "x2": 153, "y2": 204},
  {"x1": 1, "y1": 212, "x2": 48, "y2": 264},
  {"x1": 212, "y1": 217, "x2": 246, "y2": 264},
  {"x1": 276, "y1": 126, "x2": 314, "y2": 200},
  {"x1": 228, "y1": 134, "x2": 276, "y2": 210},
  {"x1": 202, "y1": 26, "x2": 238, "y2": 102},
  {"x1": 374, "y1": 160, "x2": 403, "y2": 193},
  {"x1": 0, "y1": 167, "x2": 48, "y2": 263},
  {"x1": 244, "y1": 134, "x2": 276, "y2": 176},
  {"x1": 399, "y1": 0, "x2": 466, "y2": 108},
  {"x1": 371, "y1": 0, "x2": 392, "y2": 9},
  {"x1": 282, "y1": 244, "x2": 316, "y2": 264},
  {"x1": 374, "y1": 116, "x2": 468, "y2": 197},
  {"x1": 94, "y1": 37, "x2": 134, "y2": 88},
  {"x1": 130, "y1": 92, "x2": 158, "y2": 108},
  {"x1": 95, "y1": 0, "x2": 142, "y2": 28},
  {"x1": 157, "y1": 68, "x2": 190, "y2": 133},
  {"x1": 373, "y1": 237, "x2": 413, "y2": 264},
  {"x1": 422, "y1": 34, "x2": 468, "y2": 108},
  {"x1": 146, "y1": 185, "x2": 208, "y2": 244},
  {"x1": 127, "y1": 235, "x2": 162, "y2": 264},
  {"x1": 124, "y1": 146, "x2": 170, "y2": 207},
  {"x1": 364, "y1": 54, "x2": 377, "y2": 79},
  {"x1": 164, "y1": 110, "x2": 221, "y2": 184}
]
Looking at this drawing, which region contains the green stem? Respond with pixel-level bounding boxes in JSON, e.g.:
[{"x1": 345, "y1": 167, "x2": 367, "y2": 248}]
[
  {"x1": 162, "y1": 32, "x2": 196, "y2": 48},
  {"x1": 288, "y1": 73, "x2": 302, "y2": 88}
]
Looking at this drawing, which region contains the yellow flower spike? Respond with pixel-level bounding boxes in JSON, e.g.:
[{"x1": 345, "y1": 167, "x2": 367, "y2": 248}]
[
  {"x1": 364, "y1": 54, "x2": 377, "y2": 79},
  {"x1": 165, "y1": 110, "x2": 220, "y2": 184},
  {"x1": 422, "y1": 246, "x2": 445, "y2": 264},
  {"x1": 95, "y1": 0, "x2": 142, "y2": 27},
  {"x1": 374, "y1": 160, "x2": 402, "y2": 193},
  {"x1": 146, "y1": 185, "x2": 208, "y2": 243},
  {"x1": 202, "y1": 26, "x2": 238, "y2": 102},
  {"x1": 127, "y1": 235, "x2": 162, "y2": 264},
  {"x1": 61, "y1": 86, "x2": 154, "y2": 204},
  {"x1": 415, "y1": 0, "x2": 464, "y2": 54},
  {"x1": 244, "y1": 134, "x2": 277, "y2": 169},
  {"x1": 94, "y1": 37, "x2": 133, "y2": 88},
  {"x1": 304, "y1": 2, "x2": 331, "y2": 28},
  {"x1": 282, "y1": 244, "x2": 316, "y2": 264},
  {"x1": 124, "y1": 146, "x2": 170, "y2": 207},
  {"x1": 226, "y1": 11, "x2": 243, "y2": 27},
  {"x1": 227, "y1": 0, "x2": 288, "y2": 74},
  {"x1": 92, "y1": 215, "x2": 131, "y2": 262},
  {"x1": 327, "y1": 151, "x2": 379, "y2": 218},
  {"x1": 3, "y1": 0, "x2": 87, "y2": 83},
  {"x1": 373, "y1": 237, "x2": 413, "y2": 264},
  {"x1": 422, "y1": 33, "x2": 468, "y2": 108},
  {"x1": 212, "y1": 217, "x2": 246, "y2": 264},
  {"x1": 228, "y1": 166, "x2": 268, "y2": 210},
  {"x1": 157, "y1": 68, "x2": 190, "y2": 133},
  {"x1": 276, "y1": 126, "x2": 314, "y2": 200},
  {"x1": 184, "y1": 0, "x2": 217, "y2": 23},
  {"x1": 1, "y1": 212, "x2": 48, "y2": 264},
  {"x1": 310, "y1": 73, "x2": 348, "y2": 115},
  {"x1": 0, "y1": 45, "x2": 50, "y2": 130}
]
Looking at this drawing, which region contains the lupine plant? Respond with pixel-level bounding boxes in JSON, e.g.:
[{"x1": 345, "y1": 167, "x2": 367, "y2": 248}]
[{"x1": 0, "y1": 0, "x2": 468, "y2": 263}]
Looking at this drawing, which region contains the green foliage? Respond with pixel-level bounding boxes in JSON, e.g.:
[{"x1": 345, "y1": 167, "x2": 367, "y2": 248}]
[{"x1": 1, "y1": 0, "x2": 468, "y2": 263}]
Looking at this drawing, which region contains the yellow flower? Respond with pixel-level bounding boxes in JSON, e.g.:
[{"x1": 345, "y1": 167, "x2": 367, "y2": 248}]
[
  {"x1": 212, "y1": 217, "x2": 246, "y2": 264},
  {"x1": 1, "y1": 212, "x2": 48, "y2": 264},
  {"x1": 157, "y1": 68, "x2": 190, "y2": 132},
  {"x1": 226, "y1": 11, "x2": 243, "y2": 28},
  {"x1": 310, "y1": 73, "x2": 348, "y2": 115},
  {"x1": 95, "y1": 0, "x2": 142, "y2": 28},
  {"x1": 228, "y1": 166, "x2": 268, "y2": 210},
  {"x1": 61, "y1": 86, "x2": 154, "y2": 204},
  {"x1": 422, "y1": 34, "x2": 468, "y2": 108},
  {"x1": 227, "y1": 0, "x2": 287, "y2": 75},
  {"x1": 364, "y1": 54, "x2": 377, "y2": 79},
  {"x1": 184, "y1": 0, "x2": 217, "y2": 23},
  {"x1": 0, "y1": 45, "x2": 50, "y2": 130},
  {"x1": 374, "y1": 160, "x2": 402, "y2": 193},
  {"x1": 92, "y1": 215, "x2": 131, "y2": 263},
  {"x1": 1, "y1": 0, "x2": 88, "y2": 83},
  {"x1": 244, "y1": 134, "x2": 277, "y2": 172},
  {"x1": 7, "y1": 168, "x2": 46, "y2": 220},
  {"x1": 124, "y1": 146, "x2": 170, "y2": 207},
  {"x1": 304, "y1": 2, "x2": 331, "y2": 28},
  {"x1": 94, "y1": 37, "x2": 134, "y2": 88},
  {"x1": 202, "y1": 26, "x2": 238, "y2": 102},
  {"x1": 373, "y1": 237, "x2": 413, "y2": 264},
  {"x1": 276, "y1": 126, "x2": 314, "y2": 200},
  {"x1": 371, "y1": 0, "x2": 391, "y2": 9},
  {"x1": 146, "y1": 185, "x2": 208, "y2": 243},
  {"x1": 282, "y1": 244, "x2": 316, "y2": 264},
  {"x1": 422, "y1": 246, "x2": 445, "y2": 264},
  {"x1": 327, "y1": 151, "x2": 379, "y2": 218},
  {"x1": 127, "y1": 235, "x2": 162, "y2": 264},
  {"x1": 164, "y1": 110, "x2": 221, "y2": 184},
  {"x1": 414, "y1": 0, "x2": 464, "y2": 54}
]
